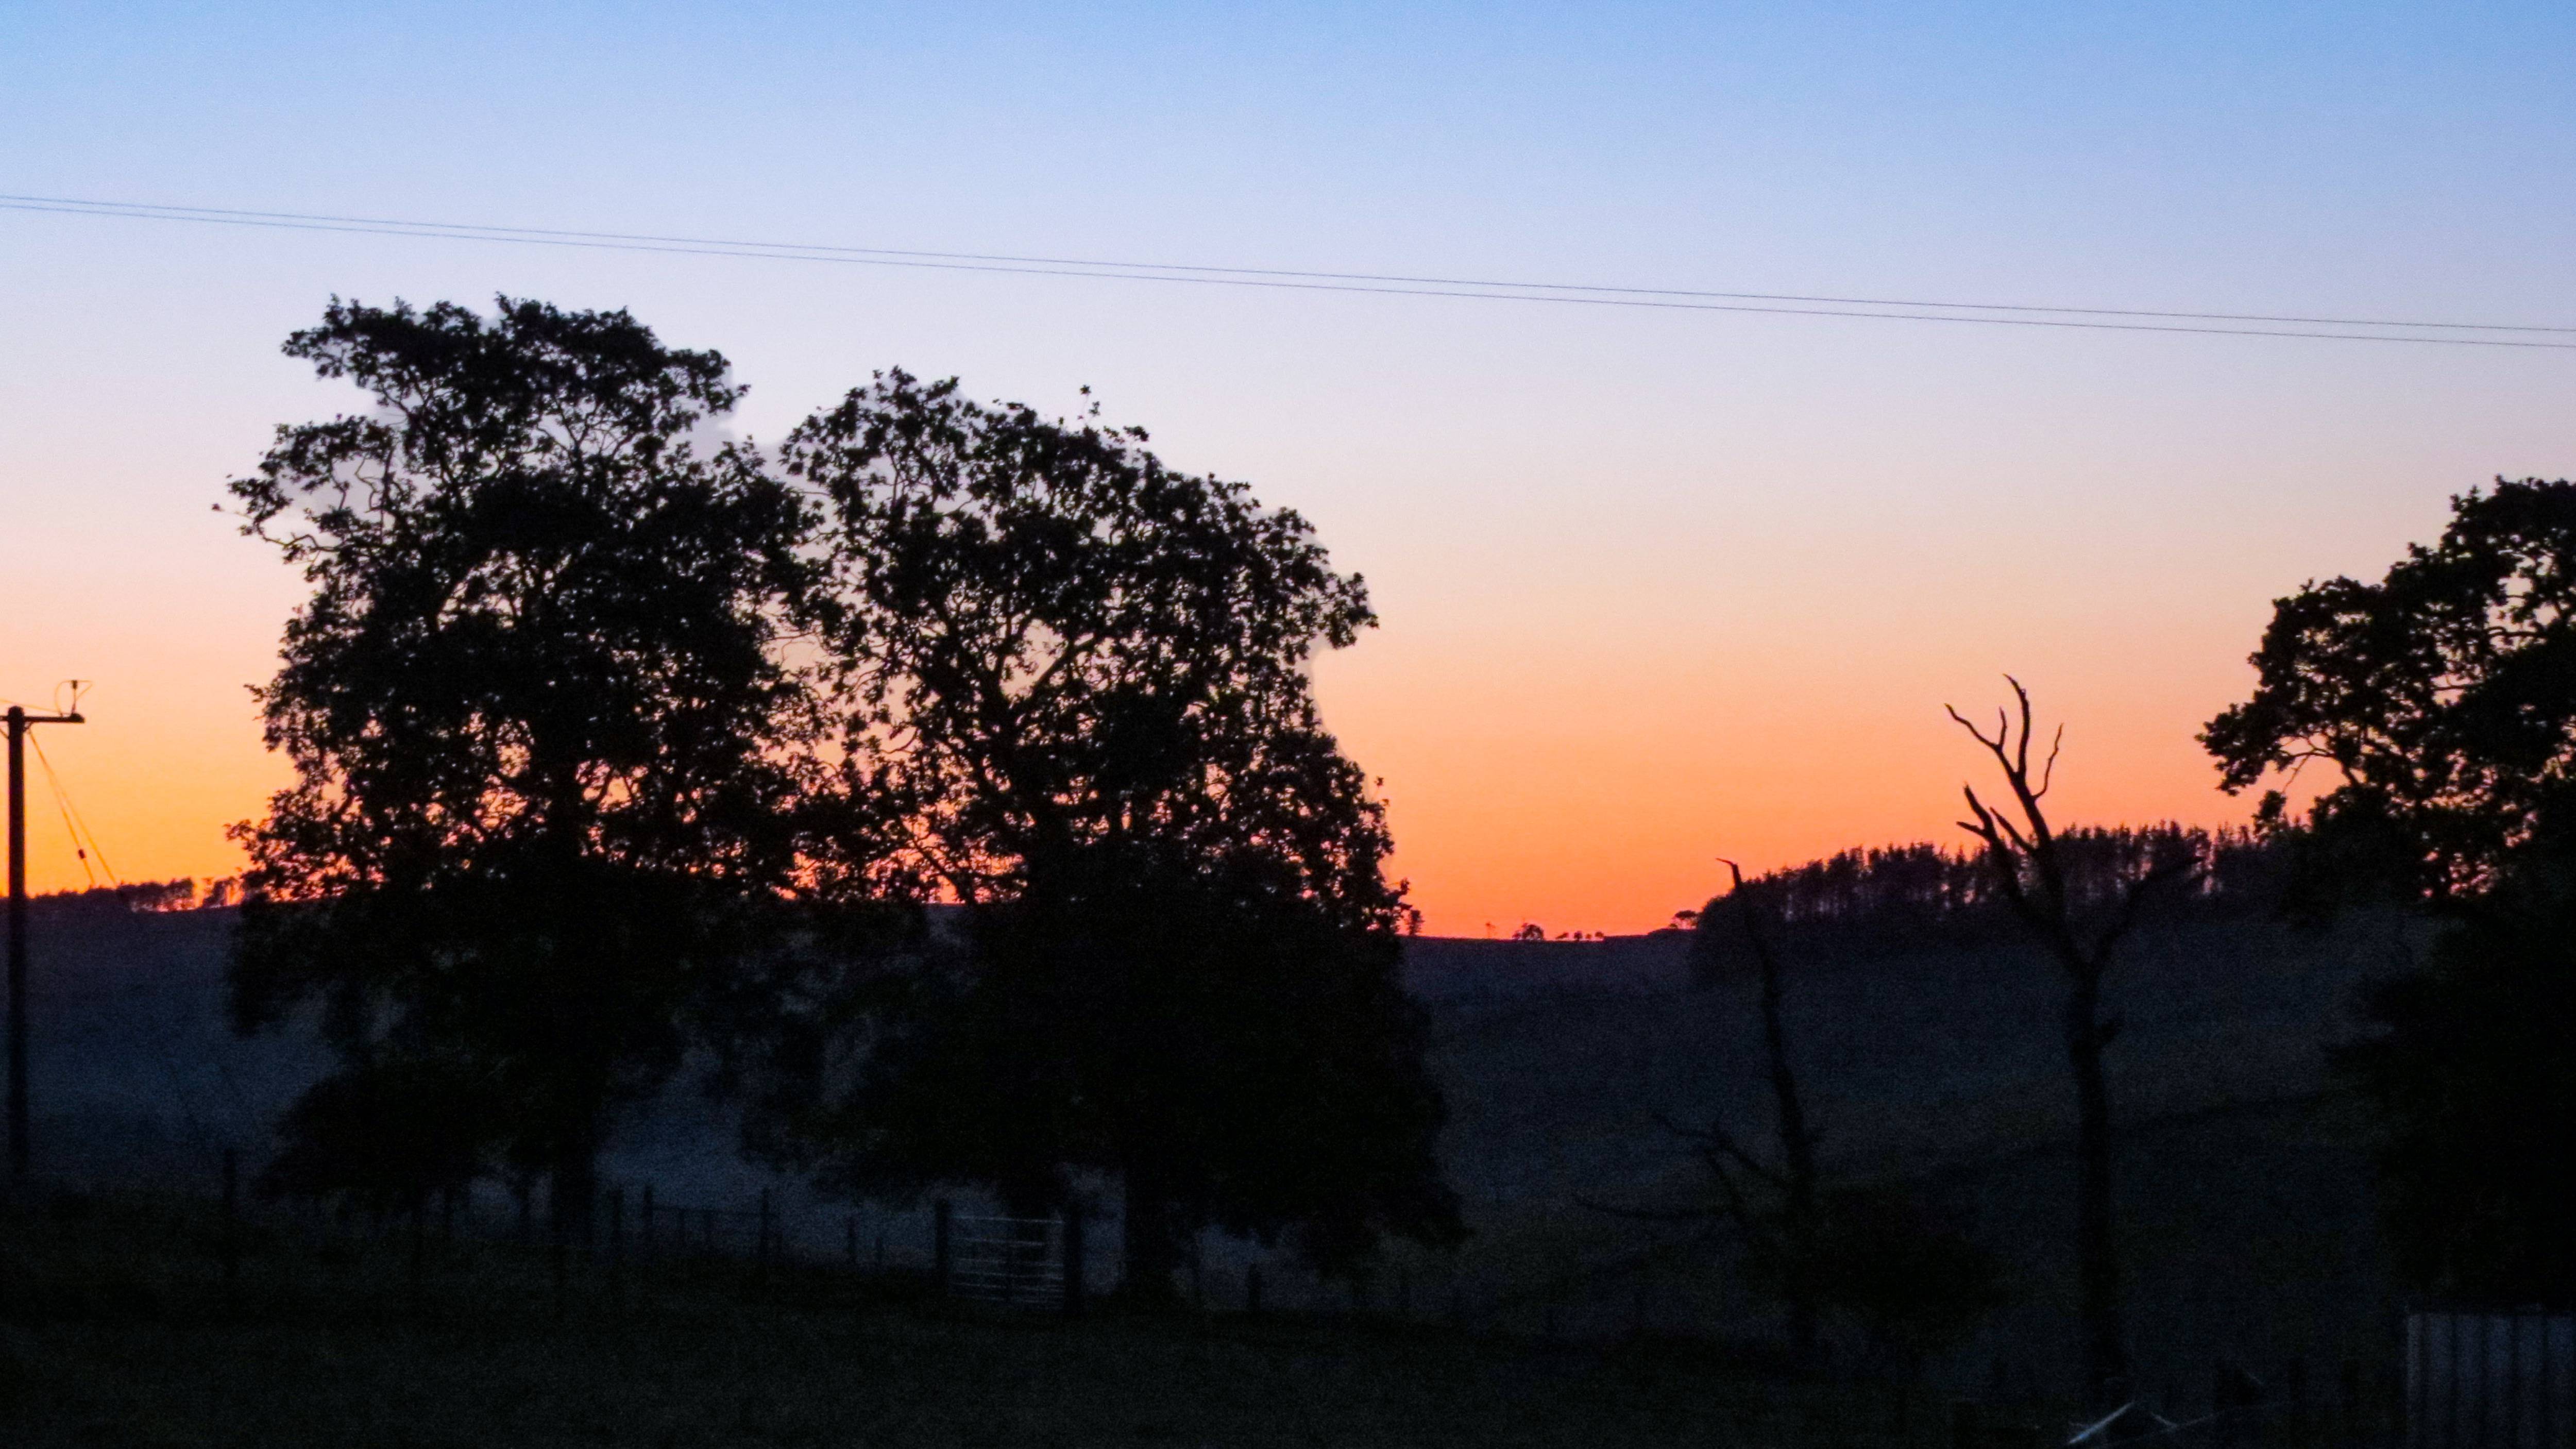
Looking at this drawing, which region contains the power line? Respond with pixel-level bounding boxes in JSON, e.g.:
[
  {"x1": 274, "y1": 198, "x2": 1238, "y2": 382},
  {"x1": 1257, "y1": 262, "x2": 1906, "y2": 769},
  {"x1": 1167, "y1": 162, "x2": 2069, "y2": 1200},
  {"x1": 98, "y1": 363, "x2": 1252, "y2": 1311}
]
[
  {"x1": 29, "y1": 733, "x2": 116, "y2": 887},
  {"x1": 34, "y1": 741, "x2": 96, "y2": 889},
  {"x1": 5, "y1": 193, "x2": 2571, "y2": 351}
]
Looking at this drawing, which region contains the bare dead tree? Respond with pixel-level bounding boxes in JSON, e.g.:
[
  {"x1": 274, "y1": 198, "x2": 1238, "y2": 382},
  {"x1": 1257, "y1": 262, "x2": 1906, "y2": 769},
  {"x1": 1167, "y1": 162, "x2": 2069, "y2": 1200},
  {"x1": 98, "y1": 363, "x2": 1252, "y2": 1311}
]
[
  {"x1": 1581, "y1": 861, "x2": 1823, "y2": 1366},
  {"x1": 1947, "y1": 677, "x2": 2200, "y2": 1414},
  {"x1": 1720, "y1": 857, "x2": 1822, "y2": 1364}
]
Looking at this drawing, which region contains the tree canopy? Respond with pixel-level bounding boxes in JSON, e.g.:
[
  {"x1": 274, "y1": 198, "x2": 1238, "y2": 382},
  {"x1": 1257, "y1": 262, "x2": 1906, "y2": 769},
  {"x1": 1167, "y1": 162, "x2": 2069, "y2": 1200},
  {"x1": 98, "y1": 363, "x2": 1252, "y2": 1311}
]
[
  {"x1": 229, "y1": 296, "x2": 825, "y2": 1207},
  {"x1": 758, "y1": 372, "x2": 1458, "y2": 1285},
  {"x1": 2202, "y1": 478, "x2": 2576, "y2": 901}
]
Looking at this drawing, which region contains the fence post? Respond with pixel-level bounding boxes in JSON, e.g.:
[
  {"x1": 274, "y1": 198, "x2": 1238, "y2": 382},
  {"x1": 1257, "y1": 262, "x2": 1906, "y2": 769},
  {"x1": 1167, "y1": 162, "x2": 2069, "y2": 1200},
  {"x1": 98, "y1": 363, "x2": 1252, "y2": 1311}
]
[
  {"x1": 221, "y1": 1146, "x2": 240, "y2": 1304},
  {"x1": 1246, "y1": 1263, "x2": 1263, "y2": 1316},
  {"x1": 408, "y1": 1193, "x2": 426, "y2": 1315},
  {"x1": 607, "y1": 1186, "x2": 625, "y2": 1302},
  {"x1": 846, "y1": 1215, "x2": 858, "y2": 1270},
  {"x1": 933, "y1": 1199, "x2": 952, "y2": 1295},
  {"x1": 639, "y1": 1183, "x2": 654, "y2": 1262},
  {"x1": 548, "y1": 1175, "x2": 568, "y2": 1319},
  {"x1": 1063, "y1": 1205, "x2": 1085, "y2": 1319},
  {"x1": 758, "y1": 1187, "x2": 774, "y2": 1286}
]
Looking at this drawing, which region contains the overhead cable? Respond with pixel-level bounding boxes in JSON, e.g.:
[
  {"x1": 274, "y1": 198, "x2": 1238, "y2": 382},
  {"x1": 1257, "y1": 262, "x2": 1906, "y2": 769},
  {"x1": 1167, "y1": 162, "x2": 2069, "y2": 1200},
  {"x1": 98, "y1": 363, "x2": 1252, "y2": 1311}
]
[{"x1": 4, "y1": 193, "x2": 2571, "y2": 350}]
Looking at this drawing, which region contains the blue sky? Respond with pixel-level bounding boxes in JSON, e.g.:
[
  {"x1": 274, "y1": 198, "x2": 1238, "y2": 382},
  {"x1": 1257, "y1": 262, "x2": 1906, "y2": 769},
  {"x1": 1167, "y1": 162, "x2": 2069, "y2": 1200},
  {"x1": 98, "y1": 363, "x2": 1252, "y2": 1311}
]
[{"x1": 4, "y1": 2, "x2": 2571, "y2": 928}]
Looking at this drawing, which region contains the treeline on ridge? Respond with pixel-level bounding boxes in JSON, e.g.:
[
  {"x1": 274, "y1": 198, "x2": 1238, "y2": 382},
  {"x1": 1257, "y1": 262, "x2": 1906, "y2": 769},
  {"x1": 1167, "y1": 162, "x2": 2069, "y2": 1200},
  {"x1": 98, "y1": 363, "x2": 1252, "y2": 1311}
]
[{"x1": 1693, "y1": 825, "x2": 2289, "y2": 964}]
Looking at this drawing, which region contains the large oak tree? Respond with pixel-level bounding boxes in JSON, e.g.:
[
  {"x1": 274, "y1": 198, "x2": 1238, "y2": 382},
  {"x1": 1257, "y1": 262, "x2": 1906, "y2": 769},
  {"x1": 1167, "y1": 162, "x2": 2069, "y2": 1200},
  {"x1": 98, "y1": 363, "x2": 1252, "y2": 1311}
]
[
  {"x1": 230, "y1": 297, "x2": 825, "y2": 1225},
  {"x1": 2203, "y1": 477, "x2": 2576, "y2": 901},
  {"x1": 2208, "y1": 478, "x2": 2576, "y2": 1305},
  {"x1": 766, "y1": 372, "x2": 1458, "y2": 1290}
]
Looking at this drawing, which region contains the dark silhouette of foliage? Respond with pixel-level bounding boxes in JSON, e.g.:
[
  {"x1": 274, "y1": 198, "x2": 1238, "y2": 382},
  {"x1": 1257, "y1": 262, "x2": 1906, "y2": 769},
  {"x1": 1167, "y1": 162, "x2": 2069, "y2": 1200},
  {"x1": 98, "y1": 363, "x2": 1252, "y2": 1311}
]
[
  {"x1": 759, "y1": 372, "x2": 1458, "y2": 1291},
  {"x1": 2204, "y1": 477, "x2": 2576, "y2": 904},
  {"x1": 255, "y1": 1058, "x2": 500, "y2": 1208},
  {"x1": 1791, "y1": 1188, "x2": 2005, "y2": 1376},
  {"x1": 227, "y1": 296, "x2": 826, "y2": 1225},
  {"x1": 2334, "y1": 856, "x2": 2576, "y2": 1306},
  {"x1": 1948, "y1": 679, "x2": 2202, "y2": 1413}
]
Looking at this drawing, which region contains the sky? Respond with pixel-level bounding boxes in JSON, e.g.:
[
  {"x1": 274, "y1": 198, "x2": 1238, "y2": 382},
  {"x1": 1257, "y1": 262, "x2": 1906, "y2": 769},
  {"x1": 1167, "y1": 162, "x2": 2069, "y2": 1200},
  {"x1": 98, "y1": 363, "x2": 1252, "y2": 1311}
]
[{"x1": 3, "y1": 3, "x2": 2571, "y2": 934}]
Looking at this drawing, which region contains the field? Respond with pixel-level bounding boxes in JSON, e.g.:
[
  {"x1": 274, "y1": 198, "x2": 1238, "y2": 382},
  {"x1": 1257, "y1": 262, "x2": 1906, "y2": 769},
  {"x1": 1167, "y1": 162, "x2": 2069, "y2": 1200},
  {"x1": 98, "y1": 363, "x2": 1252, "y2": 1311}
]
[
  {"x1": 16, "y1": 895, "x2": 2424, "y2": 1420},
  {"x1": 0, "y1": 1188, "x2": 1953, "y2": 1449}
]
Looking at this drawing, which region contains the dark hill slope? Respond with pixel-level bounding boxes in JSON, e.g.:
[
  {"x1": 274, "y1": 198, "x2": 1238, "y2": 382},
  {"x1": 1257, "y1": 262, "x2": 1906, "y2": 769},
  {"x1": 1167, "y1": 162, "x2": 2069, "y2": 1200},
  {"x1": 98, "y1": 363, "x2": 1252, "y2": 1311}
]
[{"x1": 19, "y1": 902, "x2": 2406, "y2": 1397}]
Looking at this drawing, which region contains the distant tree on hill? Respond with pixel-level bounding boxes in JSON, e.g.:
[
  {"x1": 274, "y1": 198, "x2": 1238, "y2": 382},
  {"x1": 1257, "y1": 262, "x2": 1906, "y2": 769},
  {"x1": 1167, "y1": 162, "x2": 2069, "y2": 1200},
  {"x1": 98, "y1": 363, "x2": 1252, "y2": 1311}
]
[
  {"x1": 227, "y1": 297, "x2": 826, "y2": 1239},
  {"x1": 753, "y1": 370, "x2": 1458, "y2": 1292},
  {"x1": 1948, "y1": 678, "x2": 2201, "y2": 1414},
  {"x1": 2204, "y1": 477, "x2": 2576, "y2": 904}
]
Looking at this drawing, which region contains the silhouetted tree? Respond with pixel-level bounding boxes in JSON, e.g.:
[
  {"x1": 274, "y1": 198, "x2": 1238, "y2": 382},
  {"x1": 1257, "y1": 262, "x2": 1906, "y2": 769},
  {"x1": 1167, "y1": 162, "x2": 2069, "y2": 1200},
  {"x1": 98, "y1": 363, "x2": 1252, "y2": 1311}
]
[
  {"x1": 765, "y1": 371, "x2": 1457, "y2": 1292},
  {"x1": 228, "y1": 296, "x2": 825, "y2": 1237},
  {"x1": 2333, "y1": 856, "x2": 2576, "y2": 1304},
  {"x1": 2203, "y1": 478, "x2": 2576, "y2": 904},
  {"x1": 2208, "y1": 479, "x2": 2576, "y2": 1305},
  {"x1": 1595, "y1": 864, "x2": 1998, "y2": 1373},
  {"x1": 1698, "y1": 858, "x2": 1824, "y2": 1364},
  {"x1": 1948, "y1": 679, "x2": 2200, "y2": 1413}
]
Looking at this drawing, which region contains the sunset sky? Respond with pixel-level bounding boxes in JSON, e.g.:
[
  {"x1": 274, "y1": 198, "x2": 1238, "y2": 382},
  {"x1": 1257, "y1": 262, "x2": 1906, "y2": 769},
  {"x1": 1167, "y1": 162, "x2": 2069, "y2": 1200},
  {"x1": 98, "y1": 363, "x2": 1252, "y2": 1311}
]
[{"x1": 4, "y1": 3, "x2": 2571, "y2": 933}]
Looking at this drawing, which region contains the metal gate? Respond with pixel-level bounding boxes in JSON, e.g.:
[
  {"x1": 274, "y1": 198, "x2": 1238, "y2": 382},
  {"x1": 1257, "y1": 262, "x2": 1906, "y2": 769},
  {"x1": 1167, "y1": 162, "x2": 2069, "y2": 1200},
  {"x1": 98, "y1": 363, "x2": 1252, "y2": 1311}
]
[
  {"x1": 945, "y1": 1211, "x2": 1067, "y2": 1308},
  {"x1": 2407, "y1": 1310, "x2": 2576, "y2": 1449}
]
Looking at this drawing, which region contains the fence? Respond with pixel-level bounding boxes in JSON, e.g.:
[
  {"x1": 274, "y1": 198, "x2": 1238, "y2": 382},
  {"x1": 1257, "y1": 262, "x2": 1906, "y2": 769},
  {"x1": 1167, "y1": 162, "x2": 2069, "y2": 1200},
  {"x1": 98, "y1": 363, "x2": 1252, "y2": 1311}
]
[{"x1": 2407, "y1": 1310, "x2": 2576, "y2": 1449}]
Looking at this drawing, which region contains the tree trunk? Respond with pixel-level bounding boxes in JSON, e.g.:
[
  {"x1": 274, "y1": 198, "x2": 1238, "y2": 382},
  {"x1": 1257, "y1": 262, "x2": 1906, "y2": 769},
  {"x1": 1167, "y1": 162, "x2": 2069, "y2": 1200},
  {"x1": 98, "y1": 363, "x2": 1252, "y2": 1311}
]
[
  {"x1": 2065, "y1": 970, "x2": 2128, "y2": 1412},
  {"x1": 1755, "y1": 917, "x2": 1821, "y2": 1367},
  {"x1": 1120, "y1": 1163, "x2": 1183, "y2": 1305}
]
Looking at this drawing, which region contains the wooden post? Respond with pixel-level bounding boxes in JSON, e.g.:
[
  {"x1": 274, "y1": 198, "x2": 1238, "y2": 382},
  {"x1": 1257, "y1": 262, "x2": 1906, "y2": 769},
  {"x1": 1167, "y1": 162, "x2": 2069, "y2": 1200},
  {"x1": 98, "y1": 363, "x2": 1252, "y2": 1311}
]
[
  {"x1": 1246, "y1": 1263, "x2": 1263, "y2": 1316},
  {"x1": 221, "y1": 1146, "x2": 240, "y2": 1302},
  {"x1": 933, "y1": 1199, "x2": 952, "y2": 1294},
  {"x1": 607, "y1": 1185, "x2": 625, "y2": 1302},
  {"x1": 845, "y1": 1214, "x2": 858, "y2": 1269},
  {"x1": 7, "y1": 701, "x2": 83, "y2": 1182},
  {"x1": 1062, "y1": 1205, "x2": 1085, "y2": 1319},
  {"x1": 408, "y1": 1193, "x2": 426, "y2": 1315},
  {"x1": 639, "y1": 1183, "x2": 654, "y2": 1261},
  {"x1": 757, "y1": 1187, "x2": 774, "y2": 1292},
  {"x1": 549, "y1": 1174, "x2": 567, "y2": 1318}
]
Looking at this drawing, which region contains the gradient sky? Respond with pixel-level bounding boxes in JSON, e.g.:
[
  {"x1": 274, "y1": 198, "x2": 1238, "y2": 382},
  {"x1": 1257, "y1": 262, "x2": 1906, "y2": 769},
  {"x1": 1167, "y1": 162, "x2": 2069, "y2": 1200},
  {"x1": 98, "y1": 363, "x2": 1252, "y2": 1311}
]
[{"x1": 4, "y1": 3, "x2": 2571, "y2": 933}]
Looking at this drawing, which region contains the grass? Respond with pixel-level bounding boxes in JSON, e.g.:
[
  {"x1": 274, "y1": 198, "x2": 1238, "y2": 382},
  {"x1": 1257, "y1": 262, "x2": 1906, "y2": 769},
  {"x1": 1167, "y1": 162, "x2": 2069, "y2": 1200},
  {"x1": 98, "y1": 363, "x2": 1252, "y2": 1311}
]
[{"x1": 0, "y1": 1186, "x2": 1960, "y2": 1449}]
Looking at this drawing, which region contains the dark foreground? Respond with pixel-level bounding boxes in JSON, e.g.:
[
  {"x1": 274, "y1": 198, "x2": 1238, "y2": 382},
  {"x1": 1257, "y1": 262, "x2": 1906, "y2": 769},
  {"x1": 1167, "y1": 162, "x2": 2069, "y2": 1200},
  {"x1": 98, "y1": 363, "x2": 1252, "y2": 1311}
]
[{"x1": 0, "y1": 1188, "x2": 1960, "y2": 1449}]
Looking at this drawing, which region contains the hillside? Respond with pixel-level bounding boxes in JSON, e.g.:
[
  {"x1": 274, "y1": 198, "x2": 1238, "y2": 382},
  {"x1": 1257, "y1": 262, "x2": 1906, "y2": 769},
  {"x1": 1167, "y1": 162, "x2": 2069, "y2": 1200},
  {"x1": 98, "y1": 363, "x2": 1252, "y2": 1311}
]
[{"x1": 14, "y1": 898, "x2": 2410, "y2": 1399}]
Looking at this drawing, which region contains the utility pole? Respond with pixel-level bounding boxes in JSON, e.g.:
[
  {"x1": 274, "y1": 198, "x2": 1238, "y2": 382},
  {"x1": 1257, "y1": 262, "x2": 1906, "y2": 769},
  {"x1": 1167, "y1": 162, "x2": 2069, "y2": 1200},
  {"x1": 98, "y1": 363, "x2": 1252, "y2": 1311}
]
[{"x1": 9, "y1": 696, "x2": 84, "y2": 1181}]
